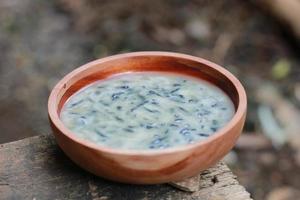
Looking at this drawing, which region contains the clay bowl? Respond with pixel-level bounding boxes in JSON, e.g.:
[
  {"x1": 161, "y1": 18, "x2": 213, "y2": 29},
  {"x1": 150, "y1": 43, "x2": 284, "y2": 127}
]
[{"x1": 48, "y1": 51, "x2": 247, "y2": 184}]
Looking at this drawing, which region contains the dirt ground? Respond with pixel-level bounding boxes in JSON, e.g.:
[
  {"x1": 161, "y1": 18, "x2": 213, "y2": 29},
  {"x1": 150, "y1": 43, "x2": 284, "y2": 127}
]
[{"x1": 0, "y1": 0, "x2": 300, "y2": 199}]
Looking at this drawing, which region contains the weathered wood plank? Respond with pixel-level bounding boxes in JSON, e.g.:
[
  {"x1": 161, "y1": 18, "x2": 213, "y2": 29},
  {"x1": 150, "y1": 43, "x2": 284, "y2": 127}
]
[{"x1": 0, "y1": 135, "x2": 252, "y2": 200}]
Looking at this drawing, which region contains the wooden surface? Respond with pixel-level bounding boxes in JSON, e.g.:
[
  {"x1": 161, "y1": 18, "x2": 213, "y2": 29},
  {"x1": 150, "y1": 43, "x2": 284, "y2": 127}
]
[{"x1": 0, "y1": 135, "x2": 252, "y2": 200}]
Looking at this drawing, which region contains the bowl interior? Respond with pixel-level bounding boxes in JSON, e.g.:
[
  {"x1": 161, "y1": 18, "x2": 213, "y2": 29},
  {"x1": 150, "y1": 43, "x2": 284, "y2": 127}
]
[{"x1": 55, "y1": 55, "x2": 239, "y2": 115}]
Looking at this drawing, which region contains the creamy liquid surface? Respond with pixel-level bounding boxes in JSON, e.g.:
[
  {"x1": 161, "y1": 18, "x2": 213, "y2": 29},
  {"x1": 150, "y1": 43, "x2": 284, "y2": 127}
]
[{"x1": 60, "y1": 72, "x2": 235, "y2": 150}]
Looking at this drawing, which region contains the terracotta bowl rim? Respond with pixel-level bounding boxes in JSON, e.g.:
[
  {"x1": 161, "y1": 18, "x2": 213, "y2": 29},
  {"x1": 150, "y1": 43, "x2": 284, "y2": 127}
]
[{"x1": 48, "y1": 51, "x2": 247, "y2": 156}]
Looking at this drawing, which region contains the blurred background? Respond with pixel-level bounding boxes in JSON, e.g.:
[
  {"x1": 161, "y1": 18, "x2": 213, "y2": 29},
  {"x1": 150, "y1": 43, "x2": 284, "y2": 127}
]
[{"x1": 0, "y1": 0, "x2": 300, "y2": 199}]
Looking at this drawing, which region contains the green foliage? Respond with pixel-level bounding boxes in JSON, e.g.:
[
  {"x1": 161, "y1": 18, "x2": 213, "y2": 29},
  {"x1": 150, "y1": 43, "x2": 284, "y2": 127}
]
[{"x1": 271, "y1": 59, "x2": 291, "y2": 80}]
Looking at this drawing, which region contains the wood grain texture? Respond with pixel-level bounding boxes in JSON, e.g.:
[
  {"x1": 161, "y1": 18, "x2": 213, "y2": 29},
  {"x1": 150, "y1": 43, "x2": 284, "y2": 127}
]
[
  {"x1": 48, "y1": 52, "x2": 247, "y2": 183},
  {"x1": 0, "y1": 135, "x2": 252, "y2": 200},
  {"x1": 169, "y1": 175, "x2": 200, "y2": 192}
]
